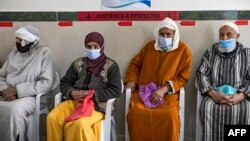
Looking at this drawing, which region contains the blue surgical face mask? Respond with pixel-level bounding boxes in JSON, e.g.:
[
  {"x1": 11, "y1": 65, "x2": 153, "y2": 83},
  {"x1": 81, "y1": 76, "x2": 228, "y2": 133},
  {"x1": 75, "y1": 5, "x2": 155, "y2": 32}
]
[
  {"x1": 158, "y1": 36, "x2": 173, "y2": 51},
  {"x1": 216, "y1": 85, "x2": 237, "y2": 95},
  {"x1": 219, "y1": 39, "x2": 236, "y2": 48},
  {"x1": 85, "y1": 48, "x2": 101, "y2": 60}
]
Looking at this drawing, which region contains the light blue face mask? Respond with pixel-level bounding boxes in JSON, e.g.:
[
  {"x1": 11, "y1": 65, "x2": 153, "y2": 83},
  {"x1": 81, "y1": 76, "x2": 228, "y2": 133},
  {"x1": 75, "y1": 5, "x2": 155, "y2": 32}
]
[
  {"x1": 216, "y1": 85, "x2": 237, "y2": 95},
  {"x1": 85, "y1": 48, "x2": 101, "y2": 60},
  {"x1": 219, "y1": 39, "x2": 236, "y2": 48},
  {"x1": 158, "y1": 36, "x2": 173, "y2": 51}
]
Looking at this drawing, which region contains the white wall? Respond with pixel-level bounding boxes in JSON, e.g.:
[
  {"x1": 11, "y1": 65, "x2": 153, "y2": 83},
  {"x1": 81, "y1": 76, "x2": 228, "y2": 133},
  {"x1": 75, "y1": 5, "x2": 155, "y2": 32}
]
[{"x1": 0, "y1": 0, "x2": 250, "y2": 11}]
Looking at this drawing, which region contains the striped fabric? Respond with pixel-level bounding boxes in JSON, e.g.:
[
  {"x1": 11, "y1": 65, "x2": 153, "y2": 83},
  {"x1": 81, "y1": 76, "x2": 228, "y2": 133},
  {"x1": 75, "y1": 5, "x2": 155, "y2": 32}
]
[{"x1": 196, "y1": 42, "x2": 250, "y2": 141}]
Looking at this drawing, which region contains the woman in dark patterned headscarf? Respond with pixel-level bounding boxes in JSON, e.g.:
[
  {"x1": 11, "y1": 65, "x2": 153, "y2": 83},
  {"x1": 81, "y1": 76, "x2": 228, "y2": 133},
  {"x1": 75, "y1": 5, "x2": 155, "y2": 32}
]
[
  {"x1": 84, "y1": 32, "x2": 107, "y2": 76},
  {"x1": 47, "y1": 32, "x2": 122, "y2": 141}
]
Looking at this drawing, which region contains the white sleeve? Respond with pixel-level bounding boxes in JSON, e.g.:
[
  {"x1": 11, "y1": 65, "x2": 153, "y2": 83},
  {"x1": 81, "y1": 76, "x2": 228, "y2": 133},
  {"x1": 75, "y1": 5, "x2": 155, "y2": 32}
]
[
  {"x1": 0, "y1": 59, "x2": 10, "y2": 91},
  {"x1": 16, "y1": 49, "x2": 58, "y2": 98}
]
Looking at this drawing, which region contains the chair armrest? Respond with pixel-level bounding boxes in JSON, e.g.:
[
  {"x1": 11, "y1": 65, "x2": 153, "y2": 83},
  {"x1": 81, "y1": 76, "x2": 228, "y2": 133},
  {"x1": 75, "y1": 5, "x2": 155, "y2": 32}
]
[
  {"x1": 54, "y1": 92, "x2": 62, "y2": 107},
  {"x1": 179, "y1": 87, "x2": 185, "y2": 141},
  {"x1": 125, "y1": 88, "x2": 131, "y2": 141},
  {"x1": 195, "y1": 90, "x2": 203, "y2": 141},
  {"x1": 125, "y1": 88, "x2": 131, "y2": 115},
  {"x1": 35, "y1": 92, "x2": 49, "y2": 114},
  {"x1": 104, "y1": 98, "x2": 116, "y2": 121}
]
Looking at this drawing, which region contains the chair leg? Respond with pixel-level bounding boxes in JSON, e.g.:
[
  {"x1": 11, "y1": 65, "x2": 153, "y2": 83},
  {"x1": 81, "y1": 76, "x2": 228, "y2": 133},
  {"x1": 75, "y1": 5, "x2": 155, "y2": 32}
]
[{"x1": 111, "y1": 117, "x2": 117, "y2": 141}]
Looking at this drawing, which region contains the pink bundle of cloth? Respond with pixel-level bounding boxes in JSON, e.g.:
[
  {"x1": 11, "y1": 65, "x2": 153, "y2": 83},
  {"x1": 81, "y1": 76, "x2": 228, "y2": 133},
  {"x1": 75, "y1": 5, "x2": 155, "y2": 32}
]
[
  {"x1": 65, "y1": 89, "x2": 95, "y2": 122},
  {"x1": 139, "y1": 82, "x2": 164, "y2": 108}
]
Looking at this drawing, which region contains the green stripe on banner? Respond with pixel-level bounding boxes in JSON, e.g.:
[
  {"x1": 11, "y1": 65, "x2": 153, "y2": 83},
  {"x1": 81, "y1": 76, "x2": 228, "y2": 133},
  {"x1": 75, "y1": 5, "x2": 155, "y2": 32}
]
[
  {"x1": 0, "y1": 12, "x2": 56, "y2": 21},
  {"x1": 179, "y1": 11, "x2": 238, "y2": 20},
  {"x1": 58, "y1": 12, "x2": 78, "y2": 21},
  {"x1": 238, "y1": 11, "x2": 250, "y2": 19},
  {"x1": 0, "y1": 11, "x2": 249, "y2": 21}
]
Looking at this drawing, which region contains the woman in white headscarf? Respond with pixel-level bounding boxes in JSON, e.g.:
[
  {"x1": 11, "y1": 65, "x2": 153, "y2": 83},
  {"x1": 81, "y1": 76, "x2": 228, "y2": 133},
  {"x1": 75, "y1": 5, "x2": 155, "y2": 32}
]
[
  {"x1": 196, "y1": 22, "x2": 250, "y2": 141},
  {"x1": 124, "y1": 17, "x2": 192, "y2": 141},
  {"x1": 0, "y1": 26, "x2": 58, "y2": 141}
]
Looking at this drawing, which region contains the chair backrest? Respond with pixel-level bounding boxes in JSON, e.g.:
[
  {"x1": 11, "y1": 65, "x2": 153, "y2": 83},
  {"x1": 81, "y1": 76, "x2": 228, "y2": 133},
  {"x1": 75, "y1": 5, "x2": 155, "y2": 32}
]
[
  {"x1": 125, "y1": 87, "x2": 185, "y2": 141},
  {"x1": 195, "y1": 90, "x2": 203, "y2": 141}
]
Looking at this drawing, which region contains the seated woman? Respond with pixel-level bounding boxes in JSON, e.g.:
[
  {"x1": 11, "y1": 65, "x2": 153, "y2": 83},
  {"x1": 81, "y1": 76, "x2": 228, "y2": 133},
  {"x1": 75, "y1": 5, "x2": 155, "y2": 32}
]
[
  {"x1": 196, "y1": 22, "x2": 250, "y2": 141},
  {"x1": 46, "y1": 32, "x2": 122, "y2": 141}
]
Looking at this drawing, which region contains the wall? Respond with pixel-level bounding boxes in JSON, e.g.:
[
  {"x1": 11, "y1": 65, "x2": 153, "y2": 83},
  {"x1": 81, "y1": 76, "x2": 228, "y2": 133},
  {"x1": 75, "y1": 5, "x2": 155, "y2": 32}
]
[{"x1": 1, "y1": 1, "x2": 250, "y2": 141}]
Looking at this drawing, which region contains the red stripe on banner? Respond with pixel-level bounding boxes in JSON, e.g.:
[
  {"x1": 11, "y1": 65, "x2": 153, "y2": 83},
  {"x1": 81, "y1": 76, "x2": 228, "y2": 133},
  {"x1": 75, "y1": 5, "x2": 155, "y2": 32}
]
[
  {"x1": 118, "y1": 21, "x2": 132, "y2": 26},
  {"x1": 235, "y1": 20, "x2": 248, "y2": 25},
  {"x1": 0, "y1": 21, "x2": 13, "y2": 27},
  {"x1": 58, "y1": 21, "x2": 73, "y2": 27},
  {"x1": 77, "y1": 11, "x2": 179, "y2": 21},
  {"x1": 180, "y1": 20, "x2": 196, "y2": 26}
]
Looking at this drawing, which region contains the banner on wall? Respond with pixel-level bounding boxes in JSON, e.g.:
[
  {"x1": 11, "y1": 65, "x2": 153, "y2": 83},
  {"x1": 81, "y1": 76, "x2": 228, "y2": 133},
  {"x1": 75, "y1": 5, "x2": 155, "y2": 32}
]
[
  {"x1": 78, "y1": 11, "x2": 179, "y2": 21},
  {"x1": 101, "y1": 0, "x2": 151, "y2": 10}
]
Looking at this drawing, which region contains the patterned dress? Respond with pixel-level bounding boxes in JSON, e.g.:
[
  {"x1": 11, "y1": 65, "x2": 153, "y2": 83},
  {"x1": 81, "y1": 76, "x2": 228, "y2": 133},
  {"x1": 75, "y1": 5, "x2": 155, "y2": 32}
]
[{"x1": 196, "y1": 42, "x2": 250, "y2": 141}]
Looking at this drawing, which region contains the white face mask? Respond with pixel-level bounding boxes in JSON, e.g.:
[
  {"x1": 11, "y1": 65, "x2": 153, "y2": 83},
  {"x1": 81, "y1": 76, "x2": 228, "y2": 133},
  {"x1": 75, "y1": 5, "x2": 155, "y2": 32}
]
[
  {"x1": 85, "y1": 48, "x2": 101, "y2": 60},
  {"x1": 158, "y1": 36, "x2": 173, "y2": 51}
]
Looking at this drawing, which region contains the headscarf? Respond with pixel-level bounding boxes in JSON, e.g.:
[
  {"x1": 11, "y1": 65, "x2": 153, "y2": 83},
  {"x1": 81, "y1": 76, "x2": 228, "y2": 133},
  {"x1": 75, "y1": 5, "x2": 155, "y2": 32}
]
[
  {"x1": 154, "y1": 17, "x2": 180, "y2": 52},
  {"x1": 15, "y1": 26, "x2": 40, "y2": 43},
  {"x1": 84, "y1": 32, "x2": 107, "y2": 76},
  {"x1": 220, "y1": 22, "x2": 238, "y2": 33}
]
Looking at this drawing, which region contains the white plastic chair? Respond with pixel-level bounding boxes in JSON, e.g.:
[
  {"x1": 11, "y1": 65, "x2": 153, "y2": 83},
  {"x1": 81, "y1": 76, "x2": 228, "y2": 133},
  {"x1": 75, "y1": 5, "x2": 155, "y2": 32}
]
[
  {"x1": 195, "y1": 90, "x2": 203, "y2": 141},
  {"x1": 27, "y1": 72, "x2": 59, "y2": 141},
  {"x1": 54, "y1": 80, "x2": 124, "y2": 141},
  {"x1": 125, "y1": 87, "x2": 185, "y2": 141}
]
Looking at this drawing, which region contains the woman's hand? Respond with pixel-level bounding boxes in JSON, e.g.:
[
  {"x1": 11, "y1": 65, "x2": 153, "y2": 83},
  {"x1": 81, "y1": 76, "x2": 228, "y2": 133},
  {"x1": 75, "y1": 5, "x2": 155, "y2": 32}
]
[
  {"x1": 71, "y1": 90, "x2": 89, "y2": 101},
  {"x1": 208, "y1": 90, "x2": 233, "y2": 106}
]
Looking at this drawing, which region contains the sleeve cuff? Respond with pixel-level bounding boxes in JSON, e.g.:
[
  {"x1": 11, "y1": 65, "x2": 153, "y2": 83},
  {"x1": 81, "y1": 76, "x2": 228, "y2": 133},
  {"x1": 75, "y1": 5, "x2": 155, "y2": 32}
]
[
  {"x1": 16, "y1": 83, "x2": 33, "y2": 98},
  {"x1": 94, "y1": 90, "x2": 100, "y2": 102},
  {"x1": 166, "y1": 81, "x2": 174, "y2": 94},
  {"x1": 62, "y1": 88, "x2": 74, "y2": 100}
]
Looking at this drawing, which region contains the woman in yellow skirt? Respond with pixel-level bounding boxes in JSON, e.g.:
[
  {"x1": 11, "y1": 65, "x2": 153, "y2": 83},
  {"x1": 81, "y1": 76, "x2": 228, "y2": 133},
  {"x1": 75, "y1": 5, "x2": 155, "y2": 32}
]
[{"x1": 46, "y1": 32, "x2": 122, "y2": 141}]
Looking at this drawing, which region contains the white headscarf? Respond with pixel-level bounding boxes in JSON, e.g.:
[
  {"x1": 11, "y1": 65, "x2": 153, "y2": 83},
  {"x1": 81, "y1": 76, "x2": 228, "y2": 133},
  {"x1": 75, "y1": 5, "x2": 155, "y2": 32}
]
[
  {"x1": 220, "y1": 22, "x2": 238, "y2": 33},
  {"x1": 15, "y1": 26, "x2": 40, "y2": 43},
  {"x1": 154, "y1": 17, "x2": 180, "y2": 52}
]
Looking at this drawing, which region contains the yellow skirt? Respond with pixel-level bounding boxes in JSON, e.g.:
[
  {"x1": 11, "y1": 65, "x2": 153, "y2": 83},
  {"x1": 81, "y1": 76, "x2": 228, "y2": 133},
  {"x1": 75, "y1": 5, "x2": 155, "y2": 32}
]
[{"x1": 46, "y1": 100, "x2": 104, "y2": 141}]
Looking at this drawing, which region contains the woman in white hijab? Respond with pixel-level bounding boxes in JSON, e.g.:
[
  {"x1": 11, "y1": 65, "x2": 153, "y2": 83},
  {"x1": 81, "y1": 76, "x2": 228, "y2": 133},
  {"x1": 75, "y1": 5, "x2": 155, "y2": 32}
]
[
  {"x1": 0, "y1": 26, "x2": 58, "y2": 141},
  {"x1": 124, "y1": 17, "x2": 192, "y2": 141}
]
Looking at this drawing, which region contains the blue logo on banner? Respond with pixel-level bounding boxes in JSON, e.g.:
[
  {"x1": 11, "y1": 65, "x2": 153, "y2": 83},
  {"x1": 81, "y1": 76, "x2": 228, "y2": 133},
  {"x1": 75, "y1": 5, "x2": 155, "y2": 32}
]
[{"x1": 102, "y1": 0, "x2": 151, "y2": 8}]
